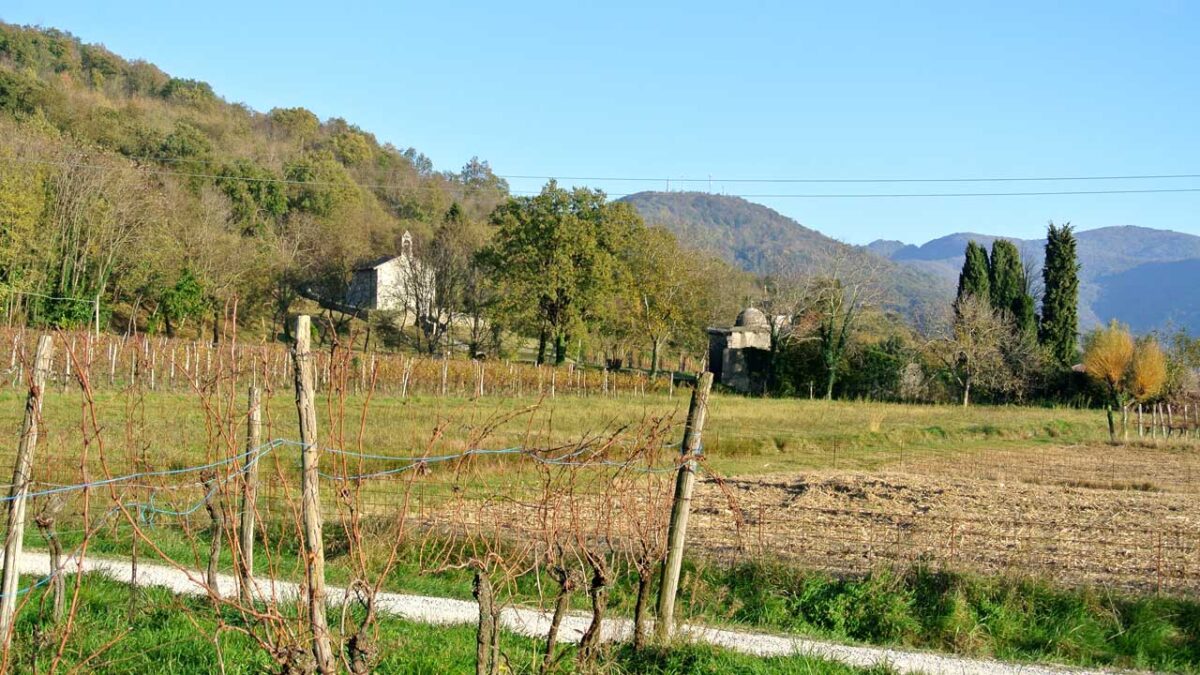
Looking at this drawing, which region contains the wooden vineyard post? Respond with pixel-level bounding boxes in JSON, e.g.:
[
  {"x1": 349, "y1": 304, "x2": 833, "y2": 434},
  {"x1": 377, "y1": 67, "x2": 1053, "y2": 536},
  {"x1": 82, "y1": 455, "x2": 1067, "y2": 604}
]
[
  {"x1": 655, "y1": 371, "x2": 713, "y2": 642},
  {"x1": 240, "y1": 385, "x2": 261, "y2": 602},
  {"x1": 293, "y1": 316, "x2": 334, "y2": 673},
  {"x1": 0, "y1": 335, "x2": 52, "y2": 648}
]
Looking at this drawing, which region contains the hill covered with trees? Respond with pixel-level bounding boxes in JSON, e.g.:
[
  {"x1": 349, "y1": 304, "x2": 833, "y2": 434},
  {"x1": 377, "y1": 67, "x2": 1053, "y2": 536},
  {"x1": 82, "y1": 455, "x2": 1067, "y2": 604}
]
[
  {"x1": 618, "y1": 191, "x2": 954, "y2": 324},
  {"x1": 0, "y1": 21, "x2": 508, "y2": 337},
  {"x1": 0, "y1": 22, "x2": 750, "y2": 369}
]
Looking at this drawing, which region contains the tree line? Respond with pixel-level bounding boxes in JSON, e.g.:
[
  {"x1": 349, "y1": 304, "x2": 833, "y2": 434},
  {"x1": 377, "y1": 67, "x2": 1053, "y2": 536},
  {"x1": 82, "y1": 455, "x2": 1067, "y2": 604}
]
[
  {"x1": 371, "y1": 182, "x2": 744, "y2": 371},
  {"x1": 760, "y1": 222, "x2": 1200, "y2": 411}
]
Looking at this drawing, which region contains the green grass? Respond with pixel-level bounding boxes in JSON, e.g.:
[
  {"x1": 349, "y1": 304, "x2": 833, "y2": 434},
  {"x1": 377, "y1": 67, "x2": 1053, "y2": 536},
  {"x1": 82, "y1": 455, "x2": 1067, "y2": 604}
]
[
  {"x1": 8, "y1": 574, "x2": 891, "y2": 674},
  {"x1": 0, "y1": 388, "x2": 1109, "y2": 480},
  {"x1": 31, "y1": 523, "x2": 1200, "y2": 673},
  {"x1": 679, "y1": 561, "x2": 1200, "y2": 673},
  {"x1": 0, "y1": 386, "x2": 1180, "y2": 671}
]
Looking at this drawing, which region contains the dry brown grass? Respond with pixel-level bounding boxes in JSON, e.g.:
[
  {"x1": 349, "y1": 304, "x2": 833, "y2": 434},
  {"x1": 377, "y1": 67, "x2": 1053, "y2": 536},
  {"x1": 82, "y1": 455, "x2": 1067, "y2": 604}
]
[{"x1": 686, "y1": 440, "x2": 1200, "y2": 594}]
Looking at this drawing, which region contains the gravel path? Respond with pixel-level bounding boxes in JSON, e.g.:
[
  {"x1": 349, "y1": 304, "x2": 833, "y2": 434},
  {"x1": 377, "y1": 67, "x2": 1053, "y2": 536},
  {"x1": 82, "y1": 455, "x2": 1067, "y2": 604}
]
[{"x1": 18, "y1": 552, "x2": 1122, "y2": 675}]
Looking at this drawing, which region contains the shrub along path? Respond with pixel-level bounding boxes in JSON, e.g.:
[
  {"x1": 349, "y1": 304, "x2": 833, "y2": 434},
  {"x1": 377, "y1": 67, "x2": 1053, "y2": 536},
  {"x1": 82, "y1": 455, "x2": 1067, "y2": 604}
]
[{"x1": 16, "y1": 552, "x2": 1129, "y2": 675}]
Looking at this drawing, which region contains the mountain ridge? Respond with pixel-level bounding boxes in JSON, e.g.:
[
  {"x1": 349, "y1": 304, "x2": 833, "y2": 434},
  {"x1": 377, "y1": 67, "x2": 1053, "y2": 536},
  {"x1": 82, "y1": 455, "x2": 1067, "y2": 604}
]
[
  {"x1": 872, "y1": 225, "x2": 1200, "y2": 332},
  {"x1": 620, "y1": 190, "x2": 1200, "y2": 334},
  {"x1": 618, "y1": 191, "x2": 953, "y2": 324}
]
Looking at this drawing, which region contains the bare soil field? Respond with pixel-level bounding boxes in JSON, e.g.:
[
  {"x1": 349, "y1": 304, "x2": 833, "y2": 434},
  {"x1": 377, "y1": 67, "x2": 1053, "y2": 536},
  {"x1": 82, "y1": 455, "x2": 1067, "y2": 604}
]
[
  {"x1": 689, "y1": 441, "x2": 1200, "y2": 594},
  {"x1": 895, "y1": 441, "x2": 1200, "y2": 494}
]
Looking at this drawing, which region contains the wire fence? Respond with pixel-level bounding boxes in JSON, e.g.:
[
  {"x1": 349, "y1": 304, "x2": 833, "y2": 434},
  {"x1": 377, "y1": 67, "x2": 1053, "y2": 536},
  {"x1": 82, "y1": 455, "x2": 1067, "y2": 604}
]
[
  {"x1": 0, "y1": 327, "x2": 681, "y2": 400},
  {"x1": 1, "y1": 325, "x2": 1199, "y2": 671}
]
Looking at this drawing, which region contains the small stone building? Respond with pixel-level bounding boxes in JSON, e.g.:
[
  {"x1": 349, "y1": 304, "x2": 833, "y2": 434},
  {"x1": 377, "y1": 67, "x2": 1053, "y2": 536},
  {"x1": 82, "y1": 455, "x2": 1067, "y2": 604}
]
[
  {"x1": 707, "y1": 307, "x2": 772, "y2": 393},
  {"x1": 346, "y1": 232, "x2": 433, "y2": 315}
]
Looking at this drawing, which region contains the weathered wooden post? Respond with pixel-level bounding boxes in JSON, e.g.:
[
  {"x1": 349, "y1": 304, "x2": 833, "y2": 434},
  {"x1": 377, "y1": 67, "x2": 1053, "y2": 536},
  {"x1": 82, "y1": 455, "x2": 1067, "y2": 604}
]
[
  {"x1": 63, "y1": 335, "x2": 73, "y2": 382},
  {"x1": 239, "y1": 385, "x2": 261, "y2": 602},
  {"x1": 655, "y1": 371, "x2": 713, "y2": 642},
  {"x1": 293, "y1": 316, "x2": 334, "y2": 673},
  {"x1": 0, "y1": 335, "x2": 53, "y2": 647}
]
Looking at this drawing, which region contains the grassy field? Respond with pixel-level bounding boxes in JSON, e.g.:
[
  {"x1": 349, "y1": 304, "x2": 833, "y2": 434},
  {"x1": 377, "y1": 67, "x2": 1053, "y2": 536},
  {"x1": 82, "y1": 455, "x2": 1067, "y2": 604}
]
[
  {"x1": 8, "y1": 574, "x2": 896, "y2": 674},
  {"x1": 2, "y1": 388, "x2": 1112, "y2": 477},
  {"x1": 12, "y1": 550, "x2": 1200, "y2": 673},
  {"x1": 6, "y1": 386, "x2": 1200, "y2": 671}
]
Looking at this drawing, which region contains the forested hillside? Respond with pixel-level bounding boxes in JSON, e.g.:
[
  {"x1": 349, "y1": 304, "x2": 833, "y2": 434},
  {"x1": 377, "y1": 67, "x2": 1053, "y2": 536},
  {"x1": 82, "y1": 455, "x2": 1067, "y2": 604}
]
[
  {"x1": 619, "y1": 191, "x2": 954, "y2": 323},
  {"x1": 0, "y1": 22, "x2": 507, "y2": 337}
]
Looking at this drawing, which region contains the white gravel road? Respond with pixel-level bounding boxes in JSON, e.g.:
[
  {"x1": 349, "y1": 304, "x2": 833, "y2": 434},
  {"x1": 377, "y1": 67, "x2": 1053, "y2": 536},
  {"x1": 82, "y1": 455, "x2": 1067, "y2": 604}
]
[{"x1": 18, "y1": 552, "x2": 1125, "y2": 675}]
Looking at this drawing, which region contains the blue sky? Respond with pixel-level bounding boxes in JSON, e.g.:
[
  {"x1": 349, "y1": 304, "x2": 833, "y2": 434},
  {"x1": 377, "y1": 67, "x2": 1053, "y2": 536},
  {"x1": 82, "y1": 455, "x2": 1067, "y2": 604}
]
[{"x1": 4, "y1": 1, "x2": 1198, "y2": 244}]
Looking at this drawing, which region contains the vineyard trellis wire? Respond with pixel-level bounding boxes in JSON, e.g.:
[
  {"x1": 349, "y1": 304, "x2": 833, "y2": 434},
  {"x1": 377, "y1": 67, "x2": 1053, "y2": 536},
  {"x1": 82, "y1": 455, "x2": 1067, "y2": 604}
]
[
  {"x1": 0, "y1": 327, "x2": 682, "y2": 400},
  {"x1": 0, "y1": 319, "x2": 1198, "y2": 672},
  {"x1": 0, "y1": 320, "x2": 715, "y2": 673}
]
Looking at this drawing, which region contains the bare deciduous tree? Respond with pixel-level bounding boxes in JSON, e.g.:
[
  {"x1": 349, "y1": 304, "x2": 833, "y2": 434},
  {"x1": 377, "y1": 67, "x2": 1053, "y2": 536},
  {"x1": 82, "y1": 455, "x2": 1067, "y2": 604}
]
[
  {"x1": 763, "y1": 247, "x2": 881, "y2": 398},
  {"x1": 933, "y1": 296, "x2": 1015, "y2": 407}
]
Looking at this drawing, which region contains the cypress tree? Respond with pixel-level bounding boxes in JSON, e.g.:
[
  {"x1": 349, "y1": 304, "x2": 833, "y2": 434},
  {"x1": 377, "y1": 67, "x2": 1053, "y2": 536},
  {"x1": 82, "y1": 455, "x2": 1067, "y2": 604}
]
[
  {"x1": 988, "y1": 239, "x2": 1036, "y2": 335},
  {"x1": 956, "y1": 241, "x2": 991, "y2": 306},
  {"x1": 1040, "y1": 222, "x2": 1080, "y2": 364},
  {"x1": 1011, "y1": 291, "x2": 1037, "y2": 337}
]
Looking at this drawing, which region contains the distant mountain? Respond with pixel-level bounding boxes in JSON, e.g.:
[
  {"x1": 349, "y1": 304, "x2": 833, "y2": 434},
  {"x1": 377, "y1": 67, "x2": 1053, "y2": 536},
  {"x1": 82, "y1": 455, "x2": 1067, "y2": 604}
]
[
  {"x1": 618, "y1": 192, "x2": 953, "y2": 323},
  {"x1": 1094, "y1": 259, "x2": 1200, "y2": 332},
  {"x1": 869, "y1": 225, "x2": 1200, "y2": 333},
  {"x1": 619, "y1": 189, "x2": 1200, "y2": 334},
  {"x1": 863, "y1": 240, "x2": 911, "y2": 258}
]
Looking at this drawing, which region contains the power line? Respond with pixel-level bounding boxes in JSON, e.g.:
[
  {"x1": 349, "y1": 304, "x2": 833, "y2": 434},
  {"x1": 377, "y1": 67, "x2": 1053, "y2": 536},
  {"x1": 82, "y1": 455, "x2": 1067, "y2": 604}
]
[
  {"x1": 499, "y1": 172, "x2": 1200, "y2": 184},
  {"x1": 63, "y1": 152, "x2": 1200, "y2": 186},
  {"x1": 4, "y1": 155, "x2": 1200, "y2": 199},
  {"x1": 649, "y1": 187, "x2": 1200, "y2": 199}
]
